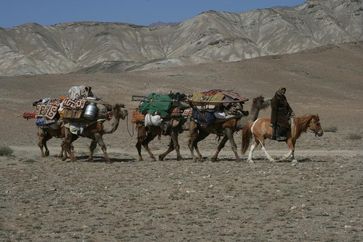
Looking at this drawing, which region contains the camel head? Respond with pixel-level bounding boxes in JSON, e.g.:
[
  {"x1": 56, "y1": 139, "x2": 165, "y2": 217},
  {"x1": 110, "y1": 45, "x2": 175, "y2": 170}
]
[
  {"x1": 252, "y1": 95, "x2": 270, "y2": 110},
  {"x1": 112, "y1": 103, "x2": 128, "y2": 120}
]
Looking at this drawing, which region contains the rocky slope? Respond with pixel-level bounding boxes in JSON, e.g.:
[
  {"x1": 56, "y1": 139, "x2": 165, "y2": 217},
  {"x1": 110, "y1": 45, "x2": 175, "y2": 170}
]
[{"x1": 0, "y1": 0, "x2": 362, "y2": 76}]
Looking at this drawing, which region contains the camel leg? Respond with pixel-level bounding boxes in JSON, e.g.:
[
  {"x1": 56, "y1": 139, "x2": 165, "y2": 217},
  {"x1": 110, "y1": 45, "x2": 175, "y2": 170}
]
[
  {"x1": 87, "y1": 139, "x2": 98, "y2": 162},
  {"x1": 159, "y1": 138, "x2": 174, "y2": 161},
  {"x1": 63, "y1": 129, "x2": 76, "y2": 162},
  {"x1": 142, "y1": 132, "x2": 158, "y2": 161},
  {"x1": 189, "y1": 130, "x2": 208, "y2": 162},
  {"x1": 136, "y1": 140, "x2": 143, "y2": 161},
  {"x1": 211, "y1": 135, "x2": 228, "y2": 162},
  {"x1": 171, "y1": 131, "x2": 182, "y2": 161},
  {"x1": 226, "y1": 128, "x2": 240, "y2": 162},
  {"x1": 94, "y1": 134, "x2": 111, "y2": 163},
  {"x1": 247, "y1": 140, "x2": 259, "y2": 163},
  {"x1": 38, "y1": 129, "x2": 50, "y2": 157}
]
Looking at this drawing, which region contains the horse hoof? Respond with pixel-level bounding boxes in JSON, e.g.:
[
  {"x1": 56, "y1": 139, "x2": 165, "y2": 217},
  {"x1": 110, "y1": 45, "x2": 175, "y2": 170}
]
[
  {"x1": 211, "y1": 158, "x2": 218, "y2": 162},
  {"x1": 176, "y1": 156, "x2": 183, "y2": 161},
  {"x1": 291, "y1": 159, "x2": 298, "y2": 166},
  {"x1": 247, "y1": 159, "x2": 254, "y2": 164},
  {"x1": 158, "y1": 155, "x2": 165, "y2": 161}
]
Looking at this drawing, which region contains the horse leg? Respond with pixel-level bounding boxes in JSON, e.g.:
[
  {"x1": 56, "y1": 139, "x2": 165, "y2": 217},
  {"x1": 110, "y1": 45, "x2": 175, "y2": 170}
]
[
  {"x1": 284, "y1": 138, "x2": 297, "y2": 163},
  {"x1": 95, "y1": 134, "x2": 111, "y2": 163},
  {"x1": 211, "y1": 135, "x2": 228, "y2": 162},
  {"x1": 247, "y1": 139, "x2": 259, "y2": 163},
  {"x1": 258, "y1": 139, "x2": 275, "y2": 162}
]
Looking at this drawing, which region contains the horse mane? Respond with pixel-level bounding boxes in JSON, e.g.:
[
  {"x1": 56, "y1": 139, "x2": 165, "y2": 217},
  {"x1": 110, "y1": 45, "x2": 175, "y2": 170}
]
[{"x1": 293, "y1": 114, "x2": 317, "y2": 138}]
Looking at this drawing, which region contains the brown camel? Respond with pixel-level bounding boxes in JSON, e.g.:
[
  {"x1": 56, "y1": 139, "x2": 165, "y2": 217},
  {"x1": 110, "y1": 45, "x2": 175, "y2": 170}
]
[
  {"x1": 62, "y1": 103, "x2": 128, "y2": 162},
  {"x1": 135, "y1": 116, "x2": 187, "y2": 161},
  {"x1": 37, "y1": 122, "x2": 67, "y2": 158},
  {"x1": 188, "y1": 96, "x2": 270, "y2": 162}
]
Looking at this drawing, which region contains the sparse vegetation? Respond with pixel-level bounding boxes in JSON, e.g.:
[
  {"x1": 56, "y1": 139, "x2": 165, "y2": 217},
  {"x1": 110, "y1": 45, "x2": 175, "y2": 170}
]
[
  {"x1": 23, "y1": 159, "x2": 37, "y2": 163},
  {"x1": 347, "y1": 133, "x2": 362, "y2": 140},
  {"x1": 0, "y1": 146, "x2": 13, "y2": 156},
  {"x1": 324, "y1": 126, "x2": 338, "y2": 133}
]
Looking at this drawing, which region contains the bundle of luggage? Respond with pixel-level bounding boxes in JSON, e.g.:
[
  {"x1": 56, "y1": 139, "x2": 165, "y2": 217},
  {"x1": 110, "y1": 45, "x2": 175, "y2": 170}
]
[
  {"x1": 189, "y1": 89, "x2": 249, "y2": 126},
  {"x1": 28, "y1": 86, "x2": 112, "y2": 132},
  {"x1": 131, "y1": 92, "x2": 189, "y2": 130}
]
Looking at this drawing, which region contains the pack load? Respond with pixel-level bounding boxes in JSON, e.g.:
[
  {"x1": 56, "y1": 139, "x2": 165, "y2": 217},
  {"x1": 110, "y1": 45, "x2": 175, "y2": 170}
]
[
  {"x1": 131, "y1": 92, "x2": 189, "y2": 129},
  {"x1": 189, "y1": 89, "x2": 249, "y2": 126},
  {"x1": 31, "y1": 97, "x2": 64, "y2": 127},
  {"x1": 59, "y1": 86, "x2": 112, "y2": 122},
  {"x1": 27, "y1": 86, "x2": 112, "y2": 132}
]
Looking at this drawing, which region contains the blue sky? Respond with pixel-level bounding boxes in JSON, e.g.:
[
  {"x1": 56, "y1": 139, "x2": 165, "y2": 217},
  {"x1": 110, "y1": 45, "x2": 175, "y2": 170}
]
[{"x1": 1, "y1": 0, "x2": 305, "y2": 28}]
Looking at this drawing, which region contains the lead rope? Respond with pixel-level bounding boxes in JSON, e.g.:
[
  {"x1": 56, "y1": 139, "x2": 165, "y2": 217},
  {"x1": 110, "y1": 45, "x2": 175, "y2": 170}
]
[{"x1": 126, "y1": 111, "x2": 134, "y2": 137}]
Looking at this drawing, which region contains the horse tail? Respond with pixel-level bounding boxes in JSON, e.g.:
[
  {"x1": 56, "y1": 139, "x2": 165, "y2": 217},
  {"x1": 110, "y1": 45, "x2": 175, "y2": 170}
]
[{"x1": 242, "y1": 122, "x2": 253, "y2": 154}]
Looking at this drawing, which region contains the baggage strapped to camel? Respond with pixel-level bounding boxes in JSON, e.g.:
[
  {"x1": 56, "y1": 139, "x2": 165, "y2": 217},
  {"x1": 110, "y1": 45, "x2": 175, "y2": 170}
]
[
  {"x1": 131, "y1": 92, "x2": 189, "y2": 130},
  {"x1": 59, "y1": 85, "x2": 113, "y2": 135},
  {"x1": 30, "y1": 97, "x2": 64, "y2": 128},
  {"x1": 189, "y1": 89, "x2": 249, "y2": 127}
]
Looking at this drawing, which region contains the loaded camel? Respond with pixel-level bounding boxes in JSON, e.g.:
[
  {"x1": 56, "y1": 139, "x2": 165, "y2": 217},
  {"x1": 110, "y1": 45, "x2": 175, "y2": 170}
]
[
  {"x1": 189, "y1": 96, "x2": 270, "y2": 162},
  {"x1": 62, "y1": 103, "x2": 128, "y2": 163},
  {"x1": 135, "y1": 98, "x2": 189, "y2": 161}
]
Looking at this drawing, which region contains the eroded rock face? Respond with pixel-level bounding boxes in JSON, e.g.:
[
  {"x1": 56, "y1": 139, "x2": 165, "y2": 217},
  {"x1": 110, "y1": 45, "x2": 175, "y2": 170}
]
[{"x1": 0, "y1": 0, "x2": 362, "y2": 76}]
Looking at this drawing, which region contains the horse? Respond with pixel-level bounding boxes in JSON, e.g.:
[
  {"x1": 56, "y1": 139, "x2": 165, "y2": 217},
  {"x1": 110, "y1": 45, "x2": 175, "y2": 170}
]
[
  {"x1": 188, "y1": 96, "x2": 270, "y2": 162},
  {"x1": 242, "y1": 114, "x2": 323, "y2": 163},
  {"x1": 62, "y1": 104, "x2": 128, "y2": 163}
]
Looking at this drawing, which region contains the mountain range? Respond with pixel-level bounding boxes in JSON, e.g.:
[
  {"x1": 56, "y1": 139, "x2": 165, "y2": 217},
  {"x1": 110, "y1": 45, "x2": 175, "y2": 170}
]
[{"x1": 0, "y1": 0, "x2": 362, "y2": 76}]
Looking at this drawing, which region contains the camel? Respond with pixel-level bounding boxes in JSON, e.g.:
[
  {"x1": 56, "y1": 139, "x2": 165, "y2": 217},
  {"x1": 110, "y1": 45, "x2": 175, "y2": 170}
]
[
  {"x1": 136, "y1": 112, "x2": 188, "y2": 161},
  {"x1": 62, "y1": 103, "x2": 128, "y2": 163},
  {"x1": 188, "y1": 96, "x2": 270, "y2": 162}
]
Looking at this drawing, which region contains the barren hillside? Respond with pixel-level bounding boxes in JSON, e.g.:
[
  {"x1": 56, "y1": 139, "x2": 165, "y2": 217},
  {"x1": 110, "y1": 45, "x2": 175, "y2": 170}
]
[{"x1": 0, "y1": 0, "x2": 362, "y2": 76}]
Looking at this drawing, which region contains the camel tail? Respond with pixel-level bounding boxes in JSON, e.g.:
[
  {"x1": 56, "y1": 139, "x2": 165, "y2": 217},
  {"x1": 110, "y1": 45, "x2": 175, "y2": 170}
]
[{"x1": 242, "y1": 122, "x2": 253, "y2": 154}]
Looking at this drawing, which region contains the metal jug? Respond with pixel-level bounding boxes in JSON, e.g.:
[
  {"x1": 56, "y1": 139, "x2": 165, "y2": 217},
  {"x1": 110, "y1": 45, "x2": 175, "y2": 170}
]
[{"x1": 83, "y1": 102, "x2": 97, "y2": 120}]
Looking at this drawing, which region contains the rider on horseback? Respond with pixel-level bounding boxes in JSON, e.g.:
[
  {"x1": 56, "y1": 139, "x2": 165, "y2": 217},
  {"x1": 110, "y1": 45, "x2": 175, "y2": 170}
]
[{"x1": 271, "y1": 87, "x2": 294, "y2": 141}]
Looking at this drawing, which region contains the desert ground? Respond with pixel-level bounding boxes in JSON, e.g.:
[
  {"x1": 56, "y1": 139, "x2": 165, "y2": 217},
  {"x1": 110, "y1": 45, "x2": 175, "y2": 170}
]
[{"x1": 0, "y1": 42, "x2": 363, "y2": 241}]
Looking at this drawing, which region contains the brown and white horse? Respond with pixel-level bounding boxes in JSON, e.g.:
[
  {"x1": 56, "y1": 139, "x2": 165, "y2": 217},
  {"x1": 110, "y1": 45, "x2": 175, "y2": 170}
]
[{"x1": 242, "y1": 114, "x2": 323, "y2": 163}]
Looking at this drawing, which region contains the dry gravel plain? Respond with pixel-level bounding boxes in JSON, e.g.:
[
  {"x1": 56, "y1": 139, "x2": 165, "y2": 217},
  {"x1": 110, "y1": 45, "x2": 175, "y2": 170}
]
[{"x1": 0, "y1": 42, "x2": 363, "y2": 241}]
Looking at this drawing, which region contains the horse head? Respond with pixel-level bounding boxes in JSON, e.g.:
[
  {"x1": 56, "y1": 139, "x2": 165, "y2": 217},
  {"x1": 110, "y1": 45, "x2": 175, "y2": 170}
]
[{"x1": 308, "y1": 114, "x2": 323, "y2": 137}]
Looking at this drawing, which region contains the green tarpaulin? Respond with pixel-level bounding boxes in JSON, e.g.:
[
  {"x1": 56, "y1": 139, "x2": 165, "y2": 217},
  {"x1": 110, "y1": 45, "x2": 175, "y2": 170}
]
[{"x1": 139, "y1": 93, "x2": 172, "y2": 117}]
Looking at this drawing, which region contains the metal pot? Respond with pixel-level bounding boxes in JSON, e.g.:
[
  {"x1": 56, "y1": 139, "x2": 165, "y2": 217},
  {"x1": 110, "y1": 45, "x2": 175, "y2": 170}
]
[{"x1": 83, "y1": 102, "x2": 98, "y2": 120}]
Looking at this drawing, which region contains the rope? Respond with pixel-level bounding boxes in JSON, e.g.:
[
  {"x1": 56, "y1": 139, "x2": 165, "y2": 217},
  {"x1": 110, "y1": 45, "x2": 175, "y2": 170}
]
[{"x1": 126, "y1": 111, "x2": 134, "y2": 137}]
